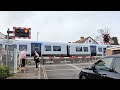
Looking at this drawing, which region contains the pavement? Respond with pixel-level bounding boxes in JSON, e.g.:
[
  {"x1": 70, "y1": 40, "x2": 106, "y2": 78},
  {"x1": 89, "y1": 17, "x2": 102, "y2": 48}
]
[{"x1": 7, "y1": 65, "x2": 44, "y2": 79}]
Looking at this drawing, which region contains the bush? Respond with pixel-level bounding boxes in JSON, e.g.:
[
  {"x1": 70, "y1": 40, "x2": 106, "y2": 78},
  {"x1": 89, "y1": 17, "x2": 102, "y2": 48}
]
[{"x1": 0, "y1": 66, "x2": 10, "y2": 79}]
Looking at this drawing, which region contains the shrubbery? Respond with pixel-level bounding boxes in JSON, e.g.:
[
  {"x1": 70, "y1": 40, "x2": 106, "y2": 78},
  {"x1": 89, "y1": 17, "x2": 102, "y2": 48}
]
[{"x1": 0, "y1": 66, "x2": 10, "y2": 79}]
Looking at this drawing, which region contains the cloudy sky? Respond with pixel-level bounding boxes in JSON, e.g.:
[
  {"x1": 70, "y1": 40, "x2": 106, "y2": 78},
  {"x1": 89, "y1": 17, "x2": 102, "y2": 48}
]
[{"x1": 0, "y1": 11, "x2": 120, "y2": 43}]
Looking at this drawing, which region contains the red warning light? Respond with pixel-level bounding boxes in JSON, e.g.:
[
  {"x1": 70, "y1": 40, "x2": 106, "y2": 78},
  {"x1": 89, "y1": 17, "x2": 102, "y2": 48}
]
[{"x1": 24, "y1": 29, "x2": 28, "y2": 33}]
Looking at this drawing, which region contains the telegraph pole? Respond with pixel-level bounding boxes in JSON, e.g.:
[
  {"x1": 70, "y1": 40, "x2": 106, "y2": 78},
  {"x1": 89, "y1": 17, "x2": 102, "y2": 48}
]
[{"x1": 6, "y1": 28, "x2": 10, "y2": 66}]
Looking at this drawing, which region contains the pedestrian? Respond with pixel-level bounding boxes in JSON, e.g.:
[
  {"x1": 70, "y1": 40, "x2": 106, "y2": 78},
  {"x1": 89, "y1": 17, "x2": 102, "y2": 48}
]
[
  {"x1": 34, "y1": 51, "x2": 40, "y2": 70},
  {"x1": 19, "y1": 47, "x2": 27, "y2": 69}
]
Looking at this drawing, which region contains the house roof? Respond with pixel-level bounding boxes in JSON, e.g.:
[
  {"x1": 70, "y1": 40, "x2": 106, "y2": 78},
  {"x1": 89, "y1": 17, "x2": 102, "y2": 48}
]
[
  {"x1": 0, "y1": 32, "x2": 6, "y2": 38},
  {"x1": 0, "y1": 32, "x2": 5, "y2": 36},
  {"x1": 74, "y1": 36, "x2": 98, "y2": 44}
]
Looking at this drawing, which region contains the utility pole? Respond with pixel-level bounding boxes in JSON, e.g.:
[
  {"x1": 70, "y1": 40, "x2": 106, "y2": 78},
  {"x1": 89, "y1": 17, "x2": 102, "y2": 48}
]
[{"x1": 6, "y1": 28, "x2": 10, "y2": 66}]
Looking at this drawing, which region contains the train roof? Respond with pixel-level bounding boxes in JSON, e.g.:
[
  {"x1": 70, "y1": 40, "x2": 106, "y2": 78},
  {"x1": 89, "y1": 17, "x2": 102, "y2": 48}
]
[
  {"x1": 42, "y1": 41, "x2": 67, "y2": 45},
  {"x1": 0, "y1": 39, "x2": 118, "y2": 47},
  {"x1": 67, "y1": 43, "x2": 110, "y2": 46}
]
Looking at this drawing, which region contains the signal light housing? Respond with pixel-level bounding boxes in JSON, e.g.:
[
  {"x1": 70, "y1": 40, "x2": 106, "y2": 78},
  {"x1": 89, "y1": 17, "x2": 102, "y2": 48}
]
[{"x1": 13, "y1": 27, "x2": 31, "y2": 39}]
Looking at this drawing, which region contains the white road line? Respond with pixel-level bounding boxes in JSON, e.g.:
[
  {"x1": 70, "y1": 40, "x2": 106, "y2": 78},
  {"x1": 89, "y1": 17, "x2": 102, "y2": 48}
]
[
  {"x1": 67, "y1": 64, "x2": 82, "y2": 70},
  {"x1": 44, "y1": 65, "x2": 48, "y2": 79},
  {"x1": 46, "y1": 69, "x2": 79, "y2": 71},
  {"x1": 71, "y1": 63, "x2": 94, "y2": 65},
  {"x1": 43, "y1": 64, "x2": 69, "y2": 67},
  {"x1": 38, "y1": 64, "x2": 41, "y2": 79},
  {"x1": 42, "y1": 65, "x2": 48, "y2": 79}
]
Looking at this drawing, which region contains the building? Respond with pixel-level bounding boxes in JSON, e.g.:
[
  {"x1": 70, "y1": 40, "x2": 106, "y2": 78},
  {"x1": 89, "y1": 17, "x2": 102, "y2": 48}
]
[
  {"x1": 0, "y1": 32, "x2": 6, "y2": 39},
  {"x1": 74, "y1": 36, "x2": 98, "y2": 44}
]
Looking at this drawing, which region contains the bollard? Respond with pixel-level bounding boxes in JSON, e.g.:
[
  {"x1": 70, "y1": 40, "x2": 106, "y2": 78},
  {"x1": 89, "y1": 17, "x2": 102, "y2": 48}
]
[{"x1": 38, "y1": 63, "x2": 41, "y2": 79}]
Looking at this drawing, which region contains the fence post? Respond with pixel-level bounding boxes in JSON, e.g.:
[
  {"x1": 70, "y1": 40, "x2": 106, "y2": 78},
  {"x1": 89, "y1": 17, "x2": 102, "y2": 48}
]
[
  {"x1": 14, "y1": 48, "x2": 18, "y2": 73},
  {"x1": 38, "y1": 61, "x2": 41, "y2": 79}
]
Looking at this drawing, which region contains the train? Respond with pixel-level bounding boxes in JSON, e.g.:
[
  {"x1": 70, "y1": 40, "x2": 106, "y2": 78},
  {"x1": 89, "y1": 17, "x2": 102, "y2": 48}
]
[{"x1": 0, "y1": 39, "x2": 116, "y2": 57}]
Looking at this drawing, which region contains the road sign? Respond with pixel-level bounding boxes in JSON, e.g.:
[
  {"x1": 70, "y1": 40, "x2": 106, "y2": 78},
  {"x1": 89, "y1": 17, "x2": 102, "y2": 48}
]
[{"x1": 3, "y1": 40, "x2": 13, "y2": 45}]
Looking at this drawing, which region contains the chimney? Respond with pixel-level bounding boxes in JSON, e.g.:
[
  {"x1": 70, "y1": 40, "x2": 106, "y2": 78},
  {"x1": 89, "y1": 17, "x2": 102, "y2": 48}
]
[{"x1": 80, "y1": 37, "x2": 84, "y2": 41}]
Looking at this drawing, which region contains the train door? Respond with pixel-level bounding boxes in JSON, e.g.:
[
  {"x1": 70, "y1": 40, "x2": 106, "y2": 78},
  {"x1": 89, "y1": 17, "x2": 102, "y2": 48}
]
[
  {"x1": 31, "y1": 43, "x2": 41, "y2": 56},
  {"x1": 67, "y1": 45, "x2": 70, "y2": 57},
  {"x1": 90, "y1": 45, "x2": 96, "y2": 56}
]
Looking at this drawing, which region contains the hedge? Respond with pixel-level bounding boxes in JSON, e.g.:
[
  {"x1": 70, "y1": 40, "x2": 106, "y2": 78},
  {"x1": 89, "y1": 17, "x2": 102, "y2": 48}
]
[{"x1": 0, "y1": 66, "x2": 10, "y2": 79}]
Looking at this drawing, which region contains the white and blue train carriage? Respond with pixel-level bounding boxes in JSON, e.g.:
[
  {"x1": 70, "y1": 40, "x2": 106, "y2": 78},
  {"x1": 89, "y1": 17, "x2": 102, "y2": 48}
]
[
  {"x1": 67, "y1": 43, "x2": 91, "y2": 56},
  {"x1": 41, "y1": 41, "x2": 68, "y2": 57},
  {"x1": 0, "y1": 39, "x2": 43, "y2": 56},
  {"x1": 67, "y1": 43, "x2": 112, "y2": 56},
  {"x1": 0, "y1": 39, "x2": 117, "y2": 57}
]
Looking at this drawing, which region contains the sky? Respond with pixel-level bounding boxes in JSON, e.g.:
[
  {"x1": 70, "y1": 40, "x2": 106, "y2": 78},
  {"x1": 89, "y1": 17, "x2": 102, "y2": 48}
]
[{"x1": 0, "y1": 11, "x2": 120, "y2": 43}]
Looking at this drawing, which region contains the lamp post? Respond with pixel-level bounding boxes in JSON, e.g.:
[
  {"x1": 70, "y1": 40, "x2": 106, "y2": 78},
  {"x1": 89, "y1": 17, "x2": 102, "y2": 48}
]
[{"x1": 37, "y1": 32, "x2": 39, "y2": 41}]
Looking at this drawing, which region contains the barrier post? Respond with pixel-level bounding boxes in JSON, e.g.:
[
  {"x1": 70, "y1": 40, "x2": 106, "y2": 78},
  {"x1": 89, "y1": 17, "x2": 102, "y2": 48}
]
[
  {"x1": 38, "y1": 61, "x2": 41, "y2": 79},
  {"x1": 90, "y1": 56, "x2": 91, "y2": 63}
]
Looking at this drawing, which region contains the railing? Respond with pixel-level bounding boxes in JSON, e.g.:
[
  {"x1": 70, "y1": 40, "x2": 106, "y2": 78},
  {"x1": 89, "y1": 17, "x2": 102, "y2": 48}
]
[{"x1": 0, "y1": 48, "x2": 5, "y2": 66}]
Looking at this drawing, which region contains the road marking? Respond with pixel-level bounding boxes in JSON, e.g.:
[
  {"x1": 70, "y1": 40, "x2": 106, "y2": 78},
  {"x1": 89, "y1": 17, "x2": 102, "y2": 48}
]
[
  {"x1": 38, "y1": 64, "x2": 41, "y2": 79},
  {"x1": 44, "y1": 65, "x2": 48, "y2": 79},
  {"x1": 67, "y1": 64, "x2": 82, "y2": 70},
  {"x1": 46, "y1": 69, "x2": 79, "y2": 71},
  {"x1": 42, "y1": 65, "x2": 45, "y2": 79},
  {"x1": 43, "y1": 64, "x2": 69, "y2": 67},
  {"x1": 26, "y1": 62, "x2": 93, "y2": 67},
  {"x1": 42, "y1": 65, "x2": 48, "y2": 79},
  {"x1": 60, "y1": 60, "x2": 70, "y2": 63},
  {"x1": 45, "y1": 61, "x2": 54, "y2": 64},
  {"x1": 71, "y1": 63, "x2": 93, "y2": 65}
]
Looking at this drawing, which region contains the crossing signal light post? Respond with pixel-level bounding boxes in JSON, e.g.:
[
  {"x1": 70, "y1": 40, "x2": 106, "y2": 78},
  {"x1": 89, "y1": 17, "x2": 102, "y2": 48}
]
[
  {"x1": 102, "y1": 34, "x2": 110, "y2": 44},
  {"x1": 13, "y1": 27, "x2": 31, "y2": 39}
]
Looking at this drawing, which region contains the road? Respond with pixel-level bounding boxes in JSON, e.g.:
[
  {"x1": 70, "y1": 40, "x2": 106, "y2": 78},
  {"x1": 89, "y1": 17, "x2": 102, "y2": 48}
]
[{"x1": 42, "y1": 63, "x2": 93, "y2": 79}]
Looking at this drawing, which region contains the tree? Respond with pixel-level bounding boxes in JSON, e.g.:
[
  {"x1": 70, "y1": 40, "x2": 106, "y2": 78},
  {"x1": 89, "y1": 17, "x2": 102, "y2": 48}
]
[
  {"x1": 111, "y1": 37, "x2": 119, "y2": 45},
  {"x1": 95, "y1": 27, "x2": 111, "y2": 44}
]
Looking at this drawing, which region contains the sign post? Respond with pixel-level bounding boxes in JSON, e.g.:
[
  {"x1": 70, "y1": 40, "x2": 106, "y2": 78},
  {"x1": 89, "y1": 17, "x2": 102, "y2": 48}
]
[{"x1": 6, "y1": 28, "x2": 14, "y2": 66}]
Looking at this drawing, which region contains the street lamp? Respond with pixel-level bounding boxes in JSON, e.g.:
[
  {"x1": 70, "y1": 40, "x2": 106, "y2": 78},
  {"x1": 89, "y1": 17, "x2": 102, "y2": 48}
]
[{"x1": 37, "y1": 32, "x2": 39, "y2": 41}]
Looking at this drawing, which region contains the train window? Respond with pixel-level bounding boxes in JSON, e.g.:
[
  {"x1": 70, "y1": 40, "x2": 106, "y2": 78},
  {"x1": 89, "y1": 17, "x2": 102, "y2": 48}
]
[
  {"x1": 107, "y1": 46, "x2": 112, "y2": 48},
  {"x1": 19, "y1": 45, "x2": 27, "y2": 51},
  {"x1": 103, "y1": 48, "x2": 106, "y2": 53},
  {"x1": 5, "y1": 44, "x2": 17, "y2": 50},
  {"x1": 53, "y1": 46, "x2": 61, "y2": 51},
  {"x1": 83, "y1": 47, "x2": 88, "y2": 52},
  {"x1": 76, "y1": 47, "x2": 82, "y2": 52},
  {"x1": 45, "y1": 46, "x2": 51, "y2": 51},
  {"x1": 13, "y1": 44, "x2": 17, "y2": 48},
  {"x1": 98, "y1": 47, "x2": 102, "y2": 52},
  {"x1": 0, "y1": 44, "x2": 2, "y2": 48}
]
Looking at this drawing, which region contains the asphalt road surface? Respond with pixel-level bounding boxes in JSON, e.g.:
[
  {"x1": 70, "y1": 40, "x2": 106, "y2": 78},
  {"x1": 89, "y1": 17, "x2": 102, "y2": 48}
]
[{"x1": 44, "y1": 63, "x2": 93, "y2": 79}]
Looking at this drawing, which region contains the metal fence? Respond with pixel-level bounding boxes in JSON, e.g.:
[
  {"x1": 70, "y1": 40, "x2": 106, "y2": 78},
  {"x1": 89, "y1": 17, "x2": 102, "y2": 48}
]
[
  {"x1": 0, "y1": 47, "x2": 18, "y2": 74},
  {"x1": 0, "y1": 48, "x2": 5, "y2": 66}
]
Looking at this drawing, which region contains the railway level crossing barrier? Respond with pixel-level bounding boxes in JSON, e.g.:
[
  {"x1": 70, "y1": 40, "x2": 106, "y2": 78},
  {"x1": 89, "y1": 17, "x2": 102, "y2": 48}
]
[{"x1": 26, "y1": 56, "x2": 102, "y2": 65}]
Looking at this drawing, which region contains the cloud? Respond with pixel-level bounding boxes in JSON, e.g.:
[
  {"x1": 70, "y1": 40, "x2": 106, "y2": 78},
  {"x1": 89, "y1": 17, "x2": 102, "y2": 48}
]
[{"x1": 0, "y1": 11, "x2": 120, "y2": 43}]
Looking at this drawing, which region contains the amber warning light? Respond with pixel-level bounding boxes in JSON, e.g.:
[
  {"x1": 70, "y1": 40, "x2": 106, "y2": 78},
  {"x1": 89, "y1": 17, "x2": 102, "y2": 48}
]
[{"x1": 24, "y1": 29, "x2": 28, "y2": 33}]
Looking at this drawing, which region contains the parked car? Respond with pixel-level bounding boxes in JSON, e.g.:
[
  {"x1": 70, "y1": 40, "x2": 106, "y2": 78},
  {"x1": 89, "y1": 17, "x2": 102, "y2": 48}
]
[{"x1": 79, "y1": 54, "x2": 120, "y2": 79}]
